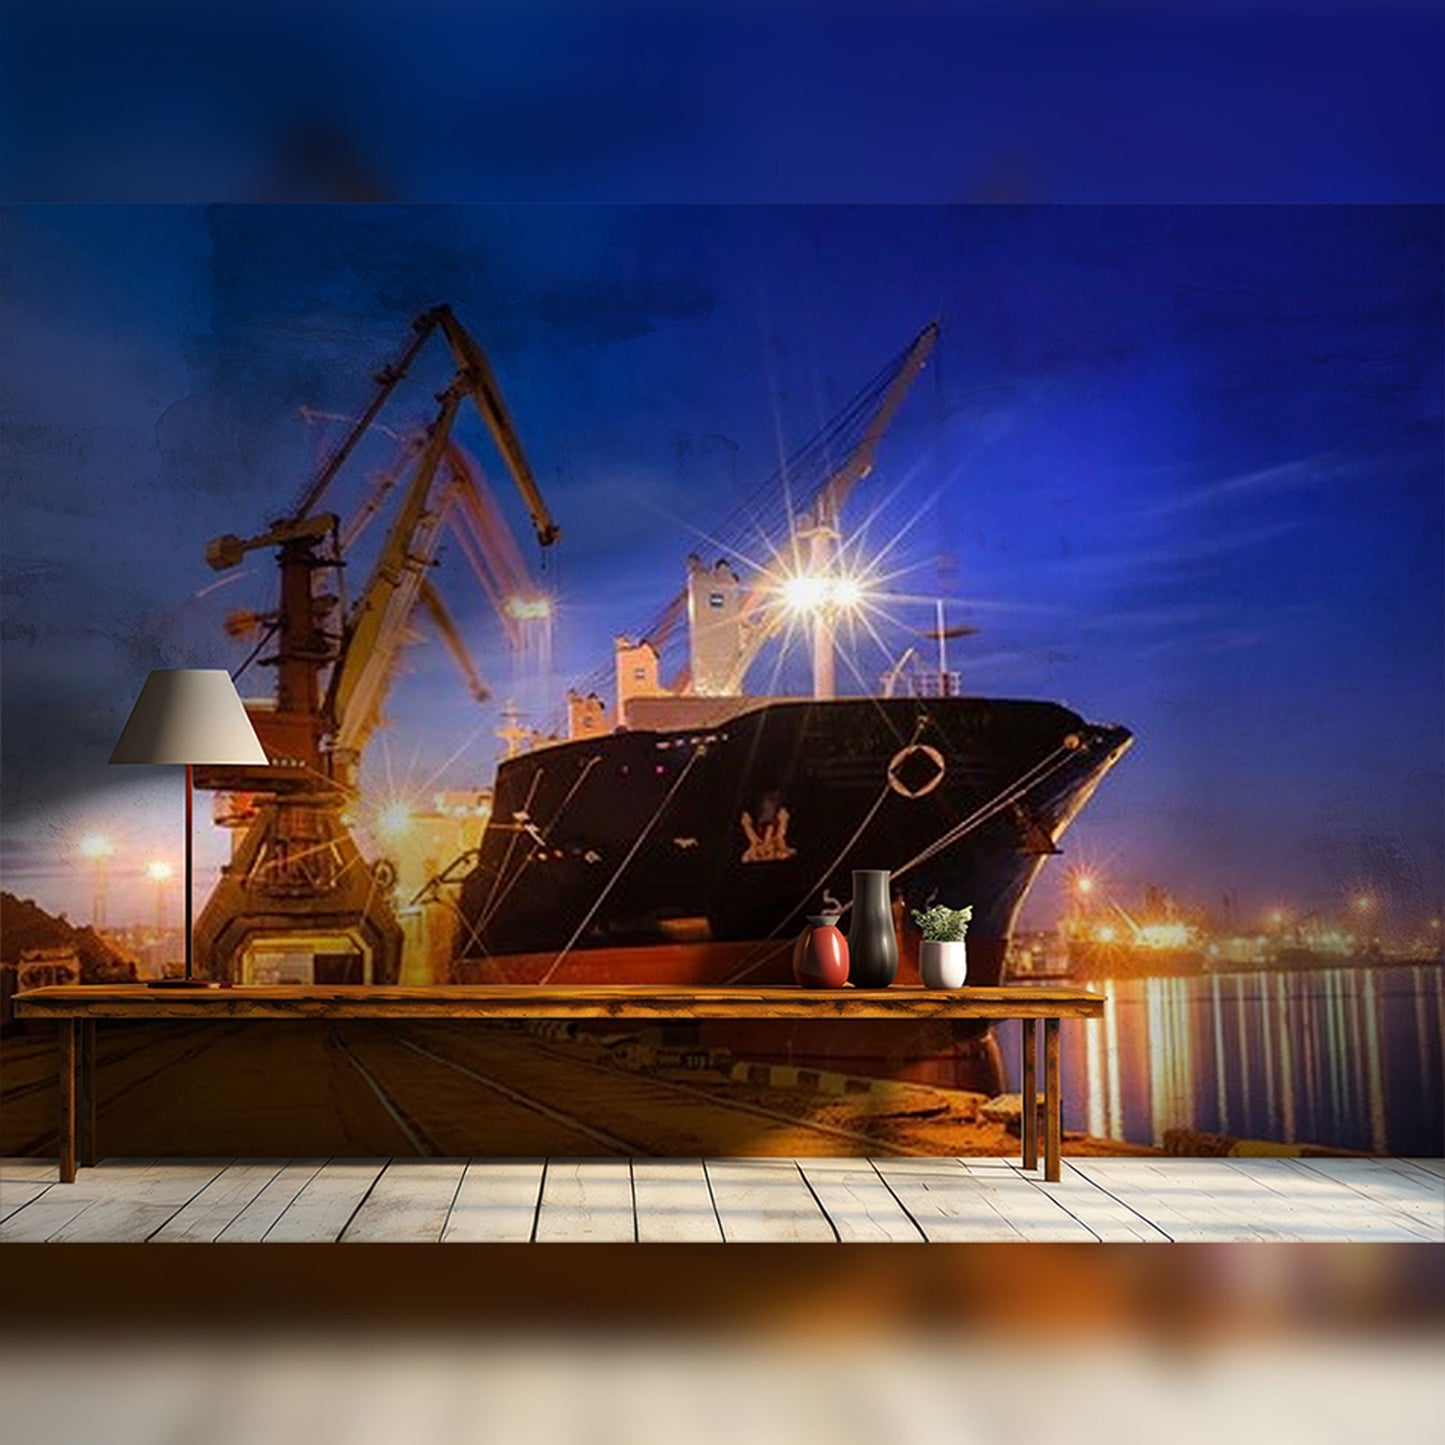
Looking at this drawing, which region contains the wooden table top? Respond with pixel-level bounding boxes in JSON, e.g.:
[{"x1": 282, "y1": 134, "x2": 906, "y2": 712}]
[{"x1": 14, "y1": 983, "x2": 1106, "y2": 1021}]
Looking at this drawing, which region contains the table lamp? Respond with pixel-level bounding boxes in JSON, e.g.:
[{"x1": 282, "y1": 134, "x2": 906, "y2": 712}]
[{"x1": 110, "y1": 669, "x2": 268, "y2": 988}]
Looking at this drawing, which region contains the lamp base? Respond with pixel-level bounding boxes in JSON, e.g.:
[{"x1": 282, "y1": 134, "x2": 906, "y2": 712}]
[{"x1": 146, "y1": 978, "x2": 233, "y2": 989}]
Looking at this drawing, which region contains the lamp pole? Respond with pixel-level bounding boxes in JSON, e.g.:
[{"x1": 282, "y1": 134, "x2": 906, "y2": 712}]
[{"x1": 185, "y1": 764, "x2": 194, "y2": 981}]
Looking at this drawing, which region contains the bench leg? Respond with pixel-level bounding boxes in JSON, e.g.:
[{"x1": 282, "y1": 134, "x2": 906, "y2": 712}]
[
  {"x1": 1021, "y1": 1018, "x2": 1037, "y2": 1171},
  {"x1": 1044, "y1": 1016, "x2": 1061, "y2": 1183},
  {"x1": 58, "y1": 1020, "x2": 77, "y2": 1184},
  {"x1": 80, "y1": 1020, "x2": 97, "y2": 1169}
]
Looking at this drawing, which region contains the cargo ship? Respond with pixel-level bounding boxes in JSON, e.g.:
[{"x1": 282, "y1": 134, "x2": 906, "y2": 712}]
[{"x1": 450, "y1": 320, "x2": 1134, "y2": 1034}]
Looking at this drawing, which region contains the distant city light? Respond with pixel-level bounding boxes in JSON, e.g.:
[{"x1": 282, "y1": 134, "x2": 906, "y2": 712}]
[
  {"x1": 1353, "y1": 894, "x2": 1376, "y2": 913},
  {"x1": 1267, "y1": 909, "x2": 1286, "y2": 927},
  {"x1": 1136, "y1": 922, "x2": 1191, "y2": 950},
  {"x1": 145, "y1": 860, "x2": 173, "y2": 882},
  {"x1": 77, "y1": 833, "x2": 114, "y2": 860}
]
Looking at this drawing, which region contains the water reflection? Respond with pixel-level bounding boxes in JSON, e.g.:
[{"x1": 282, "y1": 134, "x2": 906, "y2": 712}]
[{"x1": 1000, "y1": 964, "x2": 1443, "y2": 1154}]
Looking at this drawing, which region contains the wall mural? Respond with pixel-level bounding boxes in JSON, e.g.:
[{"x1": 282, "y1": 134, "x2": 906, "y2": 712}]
[{"x1": 1, "y1": 205, "x2": 1440, "y2": 1160}]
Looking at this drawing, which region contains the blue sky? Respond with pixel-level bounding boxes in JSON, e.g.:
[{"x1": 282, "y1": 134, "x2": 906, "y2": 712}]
[{"x1": 1, "y1": 205, "x2": 1440, "y2": 929}]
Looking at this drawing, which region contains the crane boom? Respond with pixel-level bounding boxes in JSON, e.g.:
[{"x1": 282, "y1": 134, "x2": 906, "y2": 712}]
[
  {"x1": 437, "y1": 307, "x2": 561, "y2": 548},
  {"x1": 418, "y1": 578, "x2": 490, "y2": 704},
  {"x1": 286, "y1": 306, "x2": 447, "y2": 524},
  {"x1": 325, "y1": 387, "x2": 463, "y2": 770},
  {"x1": 807, "y1": 321, "x2": 938, "y2": 530}
]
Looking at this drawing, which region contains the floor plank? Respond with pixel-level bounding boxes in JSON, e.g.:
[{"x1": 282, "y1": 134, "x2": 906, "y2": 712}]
[
  {"x1": 534, "y1": 1159, "x2": 635, "y2": 1242},
  {"x1": 0, "y1": 1159, "x2": 60, "y2": 1184},
  {"x1": 1400, "y1": 1157, "x2": 1444, "y2": 1179},
  {"x1": 1069, "y1": 1159, "x2": 1295, "y2": 1242},
  {"x1": 1033, "y1": 1163, "x2": 1174, "y2": 1242},
  {"x1": 41, "y1": 1160, "x2": 230, "y2": 1244},
  {"x1": 874, "y1": 1158, "x2": 1094, "y2": 1241},
  {"x1": 632, "y1": 1159, "x2": 724, "y2": 1242},
  {"x1": 1286, "y1": 1158, "x2": 1444, "y2": 1238},
  {"x1": 442, "y1": 1159, "x2": 545, "y2": 1243},
  {"x1": 872, "y1": 1158, "x2": 1022, "y2": 1241},
  {"x1": 792, "y1": 1159, "x2": 923, "y2": 1242},
  {"x1": 0, "y1": 1180, "x2": 54, "y2": 1224},
  {"x1": 705, "y1": 1159, "x2": 836, "y2": 1242},
  {"x1": 342, "y1": 1159, "x2": 468, "y2": 1243},
  {"x1": 149, "y1": 1160, "x2": 292, "y2": 1243},
  {"x1": 214, "y1": 1160, "x2": 328, "y2": 1242},
  {"x1": 1217, "y1": 1158, "x2": 1436, "y2": 1243},
  {"x1": 260, "y1": 1160, "x2": 387, "y2": 1243}
]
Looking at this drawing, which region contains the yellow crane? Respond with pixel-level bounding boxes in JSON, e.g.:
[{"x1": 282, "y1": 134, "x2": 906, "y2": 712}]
[{"x1": 192, "y1": 306, "x2": 558, "y2": 985}]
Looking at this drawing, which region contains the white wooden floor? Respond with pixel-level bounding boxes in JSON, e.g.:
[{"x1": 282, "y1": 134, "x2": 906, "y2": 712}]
[{"x1": 1, "y1": 1156, "x2": 1440, "y2": 1243}]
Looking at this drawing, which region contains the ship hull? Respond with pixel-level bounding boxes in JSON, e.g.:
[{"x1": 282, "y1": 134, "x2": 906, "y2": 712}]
[{"x1": 457, "y1": 697, "x2": 1131, "y2": 986}]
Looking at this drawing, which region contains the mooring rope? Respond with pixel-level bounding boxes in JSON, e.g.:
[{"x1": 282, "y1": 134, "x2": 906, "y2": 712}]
[
  {"x1": 540, "y1": 745, "x2": 707, "y2": 983},
  {"x1": 719, "y1": 717, "x2": 929, "y2": 983},
  {"x1": 477, "y1": 754, "x2": 603, "y2": 931},
  {"x1": 721, "y1": 736, "x2": 1079, "y2": 984},
  {"x1": 890, "y1": 742, "x2": 1077, "y2": 883},
  {"x1": 475, "y1": 766, "x2": 545, "y2": 927}
]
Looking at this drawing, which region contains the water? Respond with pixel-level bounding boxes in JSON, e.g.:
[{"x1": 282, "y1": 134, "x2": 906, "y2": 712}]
[{"x1": 997, "y1": 964, "x2": 1443, "y2": 1155}]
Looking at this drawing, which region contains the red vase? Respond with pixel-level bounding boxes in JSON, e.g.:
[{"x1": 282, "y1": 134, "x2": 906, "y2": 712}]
[{"x1": 793, "y1": 914, "x2": 850, "y2": 989}]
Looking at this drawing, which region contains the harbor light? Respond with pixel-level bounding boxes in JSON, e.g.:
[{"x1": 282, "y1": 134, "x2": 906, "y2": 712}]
[
  {"x1": 1267, "y1": 909, "x2": 1286, "y2": 928},
  {"x1": 1075, "y1": 874, "x2": 1096, "y2": 896},
  {"x1": 505, "y1": 594, "x2": 553, "y2": 622},
  {"x1": 1137, "y1": 922, "x2": 1191, "y2": 950},
  {"x1": 376, "y1": 801, "x2": 414, "y2": 838},
  {"x1": 77, "y1": 833, "x2": 114, "y2": 860},
  {"x1": 1353, "y1": 894, "x2": 1376, "y2": 914},
  {"x1": 146, "y1": 860, "x2": 173, "y2": 882},
  {"x1": 1095, "y1": 924, "x2": 1117, "y2": 943},
  {"x1": 779, "y1": 572, "x2": 868, "y2": 614},
  {"x1": 781, "y1": 573, "x2": 833, "y2": 613}
]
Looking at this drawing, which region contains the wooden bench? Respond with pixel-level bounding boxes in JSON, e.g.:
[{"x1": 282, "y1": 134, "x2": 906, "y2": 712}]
[{"x1": 14, "y1": 984, "x2": 1105, "y2": 1185}]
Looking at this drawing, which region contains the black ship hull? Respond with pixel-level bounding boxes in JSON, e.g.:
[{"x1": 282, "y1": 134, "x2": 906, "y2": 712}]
[{"x1": 456, "y1": 696, "x2": 1132, "y2": 991}]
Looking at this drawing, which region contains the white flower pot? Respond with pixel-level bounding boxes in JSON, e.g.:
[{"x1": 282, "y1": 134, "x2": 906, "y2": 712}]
[{"x1": 919, "y1": 939, "x2": 968, "y2": 989}]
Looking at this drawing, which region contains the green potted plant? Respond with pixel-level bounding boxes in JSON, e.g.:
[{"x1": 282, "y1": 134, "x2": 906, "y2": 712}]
[{"x1": 911, "y1": 904, "x2": 973, "y2": 989}]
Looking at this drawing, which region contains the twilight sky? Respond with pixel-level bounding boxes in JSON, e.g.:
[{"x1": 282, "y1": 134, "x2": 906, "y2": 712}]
[{"x1": 1, "y1": 205, "x2": 1440, "y2": 930}]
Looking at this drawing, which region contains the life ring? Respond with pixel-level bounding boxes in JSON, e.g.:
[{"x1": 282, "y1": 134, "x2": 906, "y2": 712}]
[{"x1": 887, "y1": 743, "x2": 946, "y2": 799}]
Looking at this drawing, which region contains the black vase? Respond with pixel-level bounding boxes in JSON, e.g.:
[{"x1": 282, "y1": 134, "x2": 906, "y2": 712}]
[{"x1": 847, "y1": 869, "x2": 898, "y2": 988}]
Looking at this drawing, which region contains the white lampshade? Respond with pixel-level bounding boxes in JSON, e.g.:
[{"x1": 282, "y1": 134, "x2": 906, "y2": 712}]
[{"x1": 110, "y1": 669, "x2": 269, "y2": 766}]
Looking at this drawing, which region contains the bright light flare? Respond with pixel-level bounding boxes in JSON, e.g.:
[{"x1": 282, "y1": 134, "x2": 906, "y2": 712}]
[
  {"x1": 781, "y1": 573, "x2": 832, "y2": 613},
  {"x1": 778, "y1": 572, "x2": 869, "y2": 614},
  {"x1": 146, "y1": 860, "x2": 173, "y2": 882},
  {"x1": 77, "y1": 833, "x2": 114, "y2": 860},
  {"x1": 505, "y1": 594, "x2": 553, "y2": 622},
  {"x1": 376, "y1": 802, "x2": 413, "y2": 838},
  {"x1": 1353, "y1": 894, "x2": 1376, "y2": 913},
  {"x1": 1075, "y1": 874, "x2": 1096, "y2": 896}
]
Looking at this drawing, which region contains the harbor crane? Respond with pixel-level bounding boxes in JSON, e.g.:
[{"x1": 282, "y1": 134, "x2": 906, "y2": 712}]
[{"x1": 192, "y1": 306, "x2": 559, "y2": 985}]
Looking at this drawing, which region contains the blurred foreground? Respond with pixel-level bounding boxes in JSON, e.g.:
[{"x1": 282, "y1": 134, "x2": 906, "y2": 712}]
[{"x1": 2, "y1": 1244, "x2": 1441, "y2": 1445}]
